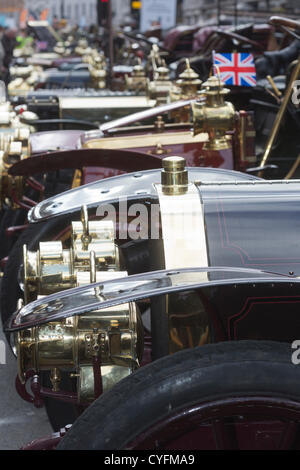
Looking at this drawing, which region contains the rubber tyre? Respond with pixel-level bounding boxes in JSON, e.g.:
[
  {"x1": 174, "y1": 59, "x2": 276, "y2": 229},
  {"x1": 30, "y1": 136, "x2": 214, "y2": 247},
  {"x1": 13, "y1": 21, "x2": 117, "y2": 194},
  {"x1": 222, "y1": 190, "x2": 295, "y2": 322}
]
[{"x1": 58, "y1": 340, "x2": 300, "y2": 450}]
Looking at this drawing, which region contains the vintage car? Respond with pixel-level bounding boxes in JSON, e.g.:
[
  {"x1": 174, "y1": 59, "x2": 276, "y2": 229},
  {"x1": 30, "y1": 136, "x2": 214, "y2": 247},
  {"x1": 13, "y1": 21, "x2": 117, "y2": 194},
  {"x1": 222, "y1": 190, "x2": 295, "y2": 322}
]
[
  {"x1": 0, "y1": 65, "x2": 254, "y2": 205},
  {"x1": 9, "y1": 48, "x2": 173, "y2": 123},
  {"x1": 0, "y1": 70, "x2": 259, "y2": 265},
  {"x1": 8, "y1": 48, "x2": 108, "y2": 96},
  {"x1": 3, "y1": 155, "x2": 300, "y2": 450},
  {"x1": 5, "y1": 38, "x2": 300, "y2": 269},
  {"x1": 136, "y1": 21, "x2": 277, "y2": 64},
  {"x1": 2, "y1": 16, "x2": 300, "y2": 450}
]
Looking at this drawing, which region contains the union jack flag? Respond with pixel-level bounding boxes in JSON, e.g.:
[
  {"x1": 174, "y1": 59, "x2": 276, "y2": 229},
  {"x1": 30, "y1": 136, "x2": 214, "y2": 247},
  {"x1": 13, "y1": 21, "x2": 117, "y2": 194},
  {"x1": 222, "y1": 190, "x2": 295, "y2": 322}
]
[{"x1": 213, "y1": 52, "x2": 256, "y2": 87}]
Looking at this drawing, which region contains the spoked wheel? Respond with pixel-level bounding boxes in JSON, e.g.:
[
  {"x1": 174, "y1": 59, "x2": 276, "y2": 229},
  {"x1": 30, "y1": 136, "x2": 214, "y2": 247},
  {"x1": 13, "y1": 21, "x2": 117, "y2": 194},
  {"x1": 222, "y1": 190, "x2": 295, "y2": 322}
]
[
  {"x1": 58, "y1": 341, "x2": 300, "y2": 450},
  {"x1": 128, "y1": 396, "x2": 300, "y2": 450}
]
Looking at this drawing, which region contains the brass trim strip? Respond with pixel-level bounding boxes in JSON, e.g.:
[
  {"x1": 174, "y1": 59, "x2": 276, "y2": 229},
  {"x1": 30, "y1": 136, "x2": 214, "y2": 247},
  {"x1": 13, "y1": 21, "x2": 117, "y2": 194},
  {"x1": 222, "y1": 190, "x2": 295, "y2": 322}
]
[{"x1": 85, "y1": 131, "x2": 208, "y2": 150}]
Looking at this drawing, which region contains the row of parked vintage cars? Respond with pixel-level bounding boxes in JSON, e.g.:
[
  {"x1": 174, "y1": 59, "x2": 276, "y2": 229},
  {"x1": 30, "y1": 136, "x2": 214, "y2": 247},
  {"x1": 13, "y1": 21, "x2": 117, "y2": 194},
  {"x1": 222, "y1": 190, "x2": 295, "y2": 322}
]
[{"x1": 1, "y1": 15, "x2": 300, "y2": 450}]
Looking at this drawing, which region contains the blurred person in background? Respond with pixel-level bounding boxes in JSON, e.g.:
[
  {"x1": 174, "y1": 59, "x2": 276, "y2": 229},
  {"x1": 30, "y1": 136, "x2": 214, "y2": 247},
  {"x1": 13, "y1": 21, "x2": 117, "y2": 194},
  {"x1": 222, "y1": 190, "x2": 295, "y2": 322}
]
[
  {"x1": 1, "y1": 28, "x2": 17, "y2": 85},
  {"x1": 0, "y1": 26, "x2": 5, "y2": 82}
]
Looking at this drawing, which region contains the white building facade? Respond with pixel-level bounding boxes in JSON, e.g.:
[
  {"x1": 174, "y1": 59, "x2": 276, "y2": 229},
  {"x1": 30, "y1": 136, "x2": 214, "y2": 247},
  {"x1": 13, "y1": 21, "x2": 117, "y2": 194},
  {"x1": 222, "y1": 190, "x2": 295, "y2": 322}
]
[
  {"x1": 24, "y1": 0, "x2": 131, "y2": 28},
  {"x1": 111, "y1": 0, "x2": 131, "y2": 28},
  {"x1": 24, "y1": 0, "x2": 97, "y2": 28}
]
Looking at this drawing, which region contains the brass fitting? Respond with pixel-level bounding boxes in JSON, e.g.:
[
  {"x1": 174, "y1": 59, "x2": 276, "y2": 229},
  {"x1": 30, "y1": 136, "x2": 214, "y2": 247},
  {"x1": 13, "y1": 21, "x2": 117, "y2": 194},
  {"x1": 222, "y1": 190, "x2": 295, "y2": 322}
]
[
  {"x1": 17, "y1": 205, "x2": 143, "y2": 401},
  {"x1": 0, "y1": 127, "x2": 31, "y2": 208},
  {"x1": 125, "y1": 59, "x2": 148, "y2": 92},
  {"x1": 53, "y1": 42, "x2": 66, "y2": 56},
  {"x1": 161, "y1": 156, "x2": 188, "y2": 195},
  {"x1": 169, "y1": 59, "x2": 202, "y2": 122},
  {"x1": 192, "y1": 75, "x2": 235, "y2": 150},
  {"x1": 23, "y1": 205, "x2": 120, "y2": 303},
  {"x1": 147, "y1": 61, "x2": 173, "y2": 105},
  {"x1": 50, "y1": 368, "x2": 62, "y2": 392},
  {"x1": 171, "y1": 59, "x2": 202, "y2": 101},
  {"x1": 75, "y1": 39, "x2": 89, "y2": 56},
  {"x1": 16, "y1": 300, "x2": 142, "y2": 400},
  {"x1": 89, "y1": 54, "x2": 107, "y2": 89}
]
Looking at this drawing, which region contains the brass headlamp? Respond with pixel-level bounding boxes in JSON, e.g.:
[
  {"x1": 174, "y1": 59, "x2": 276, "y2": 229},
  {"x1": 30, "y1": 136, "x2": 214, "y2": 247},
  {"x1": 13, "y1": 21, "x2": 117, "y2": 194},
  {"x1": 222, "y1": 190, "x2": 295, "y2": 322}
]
[
  {"x1": 192, "y1": 75, "x2": 236, "y2": 150},
  {"x1": 170, "y1": 59, "x2": 202, "y2": 101},
  {"x1": 125, "y1": 59, "x2": 148, "y2": 92},
  {"x1": 169, "y1": 59, "x2": 202, "y2": 122},
  {"x1": 147, "y1": 61, "x2": 173, "y2": 105},
  {"x1": 17, "y1": 205, "x2": 143, "y2": 402},
  {"x1": 17, "y1": 300, "x2": 142, "y2": 402},
  {"x1": 23, "y1": 214, "x2": 120, "y2": 302}
]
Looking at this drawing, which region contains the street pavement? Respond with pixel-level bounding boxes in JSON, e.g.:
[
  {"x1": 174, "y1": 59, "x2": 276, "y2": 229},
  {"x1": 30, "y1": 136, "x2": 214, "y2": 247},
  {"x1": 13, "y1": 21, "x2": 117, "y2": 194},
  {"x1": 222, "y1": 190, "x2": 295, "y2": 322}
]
[{"x1": 0, "y1": 325, "x2": 52, "y2": 450}]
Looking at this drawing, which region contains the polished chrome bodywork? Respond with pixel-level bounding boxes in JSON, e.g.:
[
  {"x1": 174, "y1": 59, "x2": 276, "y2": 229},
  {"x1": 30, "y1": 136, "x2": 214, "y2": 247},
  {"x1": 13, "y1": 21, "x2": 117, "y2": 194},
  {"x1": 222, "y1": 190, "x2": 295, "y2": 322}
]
[
  {"x1": 7, "y1": 267, "x2": 290, "y2": 332},
  {"x1": 28, "y1": 167, "x2": 259, "y2": 222}
]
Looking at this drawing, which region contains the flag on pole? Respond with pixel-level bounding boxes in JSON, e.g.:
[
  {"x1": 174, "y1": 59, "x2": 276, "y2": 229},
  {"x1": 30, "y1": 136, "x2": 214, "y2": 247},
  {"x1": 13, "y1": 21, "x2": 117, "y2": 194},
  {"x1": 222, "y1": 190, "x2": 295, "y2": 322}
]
[{"x1": 213, "y1": 52, "x2": 256, "y2": 87}]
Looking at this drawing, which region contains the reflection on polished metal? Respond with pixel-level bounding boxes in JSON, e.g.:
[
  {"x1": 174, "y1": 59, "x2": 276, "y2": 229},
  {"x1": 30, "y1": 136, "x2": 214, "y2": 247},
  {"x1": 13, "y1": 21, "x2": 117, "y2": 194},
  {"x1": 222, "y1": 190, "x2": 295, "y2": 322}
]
[
  {"x1": 14, "y1": 164, "x2": 261, "y2": 402},
  {"x1": 16, "y1": 300, "x2": 142, "y2": 402},
  {"x1": 0, "y1": 127, "x2": 31, "y2": 208},
  {"x1": 28, "y1": 167, "x2": 258, "y2": 223},
  {"x1": 89, "y1": 53, "x2": 107, "y2": 90},
  {"x1": 8, "y1": 65, "x2": 44, "y2": 96},
  {"x1": 147, "y1": 60, "x2": 173, "y2": 105},
  {"x1": 267, "y1": 75, "x2": 282, "y2": 98},
  {"x1": 174, "y1": 60, "x2": 202, "y2": 98},
  {"x1": 23, "y1": 205, "x2": 120, "y2": 303},
  {"x1": 157, "y1": 158, "x2": 209, "y2": 352},
  {"x1": 161, "y1": 156, "x2": 188, "y2": 195},
  {"x1": 169, "y1": 60, "x2": 202, "y2": 122},
  {"x1": 125, "y1": 59, "x2": 147, "y2": 93},
  {"x1": 8, "y1": 267, "x2": 288, "y2": 332},
  {"x1": 193, "y1": 75, "x2": 235, "y2": 150},
  {"x1": 99, "y1": 99, "x2": 192, "y2": 134},
  {"x1": 17, "y1": 204, "x2": 142, "y2": 401},
  {"x1": 170, "y1": 59, "x2": 201, "y2": 102},
  {"x1": 53, "y1": 42, "x2": 68, "y2": 56}
]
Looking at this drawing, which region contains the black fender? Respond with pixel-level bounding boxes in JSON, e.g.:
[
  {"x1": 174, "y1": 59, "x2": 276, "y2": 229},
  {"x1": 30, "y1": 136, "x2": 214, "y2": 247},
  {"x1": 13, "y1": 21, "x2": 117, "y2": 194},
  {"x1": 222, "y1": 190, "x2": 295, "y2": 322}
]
[{"x1": 9, "y1": 148, "x2": 163, "y2": 177}]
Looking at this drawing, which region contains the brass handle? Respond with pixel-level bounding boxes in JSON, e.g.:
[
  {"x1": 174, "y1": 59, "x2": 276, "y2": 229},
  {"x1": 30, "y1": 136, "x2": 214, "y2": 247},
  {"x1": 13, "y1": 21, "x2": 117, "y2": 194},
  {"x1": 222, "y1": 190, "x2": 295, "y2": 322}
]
[{"x1": 266, "y1": 75, "x2": 282, "y2": 98}]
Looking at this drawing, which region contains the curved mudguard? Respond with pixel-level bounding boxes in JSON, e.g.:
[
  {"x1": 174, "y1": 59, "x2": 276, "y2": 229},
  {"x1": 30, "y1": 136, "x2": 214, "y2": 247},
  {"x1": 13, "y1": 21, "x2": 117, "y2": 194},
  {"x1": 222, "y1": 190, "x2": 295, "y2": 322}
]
[
  {"x1": 27, "y1": 167, "x2": 259, "y2": 222},
  {"x1": 6, "y1": 266, "x2": 298, "y2": 345},
  {"x1": 9, "y1": 148, "x2": 163, "y2": 177}
]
